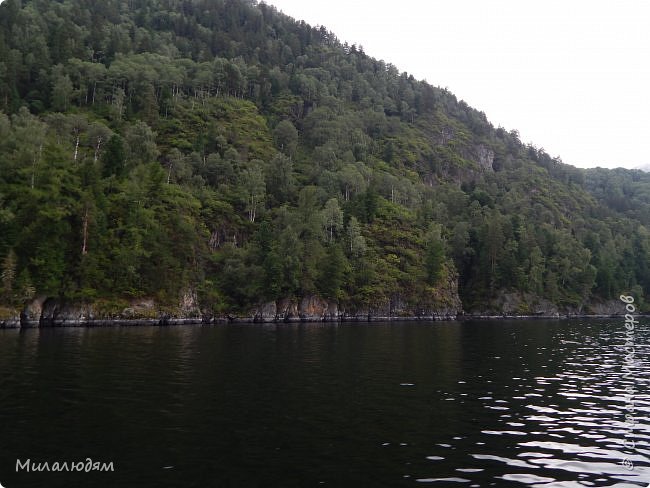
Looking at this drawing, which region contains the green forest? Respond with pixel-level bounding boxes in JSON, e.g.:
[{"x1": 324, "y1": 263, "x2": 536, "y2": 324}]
[{"x1": 1, "y1": 0, "x2": 649, "y2": 320}]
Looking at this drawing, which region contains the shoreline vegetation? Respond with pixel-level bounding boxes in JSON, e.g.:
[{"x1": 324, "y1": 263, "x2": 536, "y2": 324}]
[
  {"x1": 1, "y1": 314, "x2": 643, "y2": 329},
  {"x1": 0, "y1": 294, "x2": 641, "y2": 328}
]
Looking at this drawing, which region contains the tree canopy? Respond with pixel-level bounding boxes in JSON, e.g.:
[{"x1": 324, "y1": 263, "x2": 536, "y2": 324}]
[{"x1": 0, "y1": 0, "x2": 648, "y2": 315}]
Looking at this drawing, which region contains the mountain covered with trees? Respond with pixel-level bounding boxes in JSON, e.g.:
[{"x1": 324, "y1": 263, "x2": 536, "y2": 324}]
[{"x1": 0, "y1": 0, "x2": 648, "y2": 323}]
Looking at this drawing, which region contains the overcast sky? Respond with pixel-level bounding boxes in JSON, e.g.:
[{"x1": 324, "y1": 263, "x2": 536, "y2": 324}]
[{"x1": 268, "y1": 0, "x2": 650, "y2": 170}]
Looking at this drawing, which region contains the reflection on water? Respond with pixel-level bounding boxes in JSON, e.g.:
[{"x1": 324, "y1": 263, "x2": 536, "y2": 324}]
[
  {"x1": 0, "y1": 319, "x2": 648, "y2": 487},
  {"x1": 462, "y1": 325, "x2": 650, "y2": 488}
]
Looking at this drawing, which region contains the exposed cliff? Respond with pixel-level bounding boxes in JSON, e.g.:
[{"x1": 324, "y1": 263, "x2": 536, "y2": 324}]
[
  {"x1": 464, "y1": 291, "x2": 633, "y2": 318},
  {"x1": 2, "y1": 275, "x2": 463, "y2": 327}
]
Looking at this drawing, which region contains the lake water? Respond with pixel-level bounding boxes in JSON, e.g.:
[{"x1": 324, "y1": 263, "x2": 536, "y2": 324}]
[{"x1": 0, "y1": 319, "x2": 649, "y2": 487}]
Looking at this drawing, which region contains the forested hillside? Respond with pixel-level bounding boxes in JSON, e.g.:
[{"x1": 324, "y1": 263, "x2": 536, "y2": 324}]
[{"x1": 0, "y1": 0, "x2": 648, "y2": 320}]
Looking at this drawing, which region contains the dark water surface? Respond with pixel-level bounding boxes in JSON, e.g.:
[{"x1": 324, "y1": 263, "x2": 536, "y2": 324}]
[{"x1": 1, "y1": 319, "x2": 649, "y2": 487}]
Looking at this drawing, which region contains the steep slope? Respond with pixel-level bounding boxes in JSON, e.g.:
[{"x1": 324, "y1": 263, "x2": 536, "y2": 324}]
[{"x1": 0, "y1": 0, "x2": 648, "y2": 324}]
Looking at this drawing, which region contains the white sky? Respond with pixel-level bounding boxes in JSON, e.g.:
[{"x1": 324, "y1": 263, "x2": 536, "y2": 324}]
[{"x1": 267, "y1": 0, "x2": 650, "y2": 169}]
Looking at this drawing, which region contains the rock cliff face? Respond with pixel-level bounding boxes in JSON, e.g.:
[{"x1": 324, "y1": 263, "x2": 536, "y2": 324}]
[
  {"x1": 474, "y1": 144, "x2": 495, "y2": 171},
  {"x1": 246, "y1": 268, "x2": 463, "y2": 322},
  {"x1": 466, "y1": 292, "x2": 560, "y2": 317},
  {"x1": 250, "y1": 296, "x2": 339, "y2": 322},
  {"x1": 583, "y1": 300, "x2": 628, "y2": 316},
  {"x1": 276, "y1": 298, "x2": 299, "y2": 321},
  {"x1": 21, "y1": 296, "x2": 47, "y2": 327},
  {"x1": 300, "y1": 296, "x2": 339, "y2": 321},
  {"x1": 2, "y1": 285, "x2": 462, "y2": 327},
  {"x1": 0, "y1": 270, "x2": 466, "y2": 327},
  {"x1": 248, "y1": 293, "x2": 460, "y2": 323},
  {"x1": 465, "y1": 291, "x2": 631, "y2": 318},
  {"x1": 2, "y1": 282, "x2": 631, "y2": 328},
  {"x1": 40, "y1": 299, "x2": 94, "y2": 326}
]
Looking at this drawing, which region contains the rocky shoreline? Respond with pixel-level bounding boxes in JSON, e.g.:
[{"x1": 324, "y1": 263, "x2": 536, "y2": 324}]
[
  {"x1": 0, "y1": 310, "x2": 640, "y2": 329},
  {"x1": 0, "y1": 293, "x2": 641, "y2": 329}
]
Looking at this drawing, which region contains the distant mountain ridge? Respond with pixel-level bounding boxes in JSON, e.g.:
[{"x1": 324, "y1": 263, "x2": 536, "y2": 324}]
[{"x1": 0, "y1": 0, "x2": 648, "y2": 323}]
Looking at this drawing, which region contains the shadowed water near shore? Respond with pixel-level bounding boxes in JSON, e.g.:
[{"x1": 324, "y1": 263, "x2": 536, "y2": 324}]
[{"x1": 0, "y1": 319, "x2": 649, "y2": 487}]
